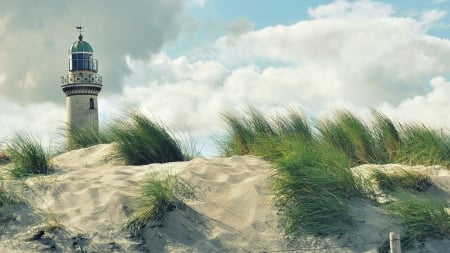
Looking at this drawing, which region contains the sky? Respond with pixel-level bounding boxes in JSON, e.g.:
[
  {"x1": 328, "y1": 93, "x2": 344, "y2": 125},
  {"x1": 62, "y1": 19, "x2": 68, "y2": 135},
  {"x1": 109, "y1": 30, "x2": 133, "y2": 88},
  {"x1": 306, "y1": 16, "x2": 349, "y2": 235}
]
[{"x1": 0, "y1": 0, "x2": 450, "y2": 156}]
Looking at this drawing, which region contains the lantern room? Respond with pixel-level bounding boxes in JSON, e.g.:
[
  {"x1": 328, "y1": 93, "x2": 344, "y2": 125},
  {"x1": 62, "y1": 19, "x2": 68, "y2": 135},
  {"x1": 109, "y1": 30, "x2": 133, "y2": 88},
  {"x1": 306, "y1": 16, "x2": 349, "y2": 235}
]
[{"x1": 69, "y1": 34, "x2": 98, "y2": 72}]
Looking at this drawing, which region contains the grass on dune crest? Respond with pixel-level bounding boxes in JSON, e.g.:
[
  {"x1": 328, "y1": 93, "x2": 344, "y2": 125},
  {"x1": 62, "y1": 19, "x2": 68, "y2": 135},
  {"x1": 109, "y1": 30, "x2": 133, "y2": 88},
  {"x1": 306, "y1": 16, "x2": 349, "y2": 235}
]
[
  {"x1": 317, "y1": 110, "x2": 380, "y2": 165},
  {"x1": 62, "y1": 109, "x2": 194, "y2": 164},
  {"x1": 217, "y1": 107, "x2": 312, "y2": 158},
  {"x1": 111, "y1": 110, "x2": 186, "y2": 165},
  {"x1": 64, "y1": 126, "x2": 112, "y2": 151},
  {"x1": 4, "y1": 133, "x2": 51, "y2": 178},
  {"x1": 396, "y1": 124, "x2": 450, "y2": 167},
  {"x1": 219, "y1": 107, "x2": 450, "y2": 166},
  {"x1": 218, "y1": 107, "x2": 450, "y2": 241},
  {"x1": 372, "y1": 111, "x2": 401, "y2": 163}
]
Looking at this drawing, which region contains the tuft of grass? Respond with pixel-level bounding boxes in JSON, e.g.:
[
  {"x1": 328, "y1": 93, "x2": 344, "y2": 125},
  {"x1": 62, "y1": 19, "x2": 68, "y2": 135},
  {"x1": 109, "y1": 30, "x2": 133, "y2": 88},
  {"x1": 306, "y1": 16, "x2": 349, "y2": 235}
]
[
  {"x1": 386, "y1": 190, "x2": 450, "y2": 248},
  {"x1": 5, "y1": 133, "x2": 51, "y2": 178},
  {"x1": 396, "y1": 124, "x2": 450, "y2": 167},
  {"x1": 273, "y1": 141, "x2": 360, "y2": 235},
  {"x1": 217, "y1": 111, "x2": 256, "y2": 156},
  {"x1": 317, "y1": 110, "x2": 379, "y2": 164},
  {"x1": 111, "y1": 110, "x2": 185, "y2": 165},
  {"x1": 65, "y1": 126, "x2": 112, "y2": 151},
  {"x1": 273, "y1": 109, "x2": 312, "y2": 141},
  {"x1": 372, "y1": 111, "x2": 401, "y2": 163},
  {"x1": 217, "y1": 108, "x2": 312, "y2": 157},
  {"x1": 124, "y1": 175, "x2": 187, "y2": 236},
  {"x1": 371, "y1": 170, "x2": 431, "y2": 193}
]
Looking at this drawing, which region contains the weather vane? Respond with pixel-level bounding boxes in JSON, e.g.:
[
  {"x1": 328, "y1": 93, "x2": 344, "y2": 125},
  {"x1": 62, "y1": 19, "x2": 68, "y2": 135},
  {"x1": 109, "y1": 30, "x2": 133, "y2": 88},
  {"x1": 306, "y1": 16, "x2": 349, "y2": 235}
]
[
  {"x1": 76, "y1": 25, "x2": 84, "y2": 40},
  {"x1": 76, "y1": 25, "x2": 83, "y2": 35}
]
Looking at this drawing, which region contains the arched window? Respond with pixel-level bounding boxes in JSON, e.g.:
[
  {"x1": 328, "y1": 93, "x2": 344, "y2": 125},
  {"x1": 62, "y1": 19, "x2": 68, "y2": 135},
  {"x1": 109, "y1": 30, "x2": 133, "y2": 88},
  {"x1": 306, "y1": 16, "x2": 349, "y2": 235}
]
[{"x1": 89, "y1": 98, "x2": 95, "y2": 110}]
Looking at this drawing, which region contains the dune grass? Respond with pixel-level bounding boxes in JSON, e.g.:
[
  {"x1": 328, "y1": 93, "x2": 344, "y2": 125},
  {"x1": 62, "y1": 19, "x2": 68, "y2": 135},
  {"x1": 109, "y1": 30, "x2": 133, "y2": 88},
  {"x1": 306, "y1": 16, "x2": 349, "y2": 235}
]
[
  {"x1": 219, "y1": 107, "x2": 450, "y2": 167},
  {"x1": 218, "y1": 108, "x2": 361, "y2": 235},
  {"x1": 396, "y1": 124, "x2": 450, "y2": 167},
  {"x1": 273, "y1": 141, "x2": 360, "y2": 235},
  {"x1": 110, "y1": 110, "x2": 185, "y2": 165},
  {"x1": 5, "y1": 133, "x2": 51, "y2": 178},
  {"x1": 62, "y1": 109, "x2": 190, "y2": 165},
  {"x1": 317, "y1": 110, "x2": 380, "y2": 165},
  {"x1": 217, "y1": 107, "x2": 450, "y2": 239},
  {"x1": 372, "y1": 111, "x2": 401, "y2": 163},
  {"x1": 369, "y1": 169, "x2": 448, "y2": 250},
  {"x1": 371, "y1": 170, "x2": 431, "y2": 193},
  {"x1": 386, "y1": 191, "x2": 450, "y2": 247},
  {"x1": 217, "y1": 112, "x2": 257, "y2": 156},
  {"x1": 217, "y1": 108, "x2": 312, "y2": 158},
  {"x1": 124, "y1": 174, "x2": 189, "y2": 236},
  {"x1": 65, "y1": 126, "x2": 112, "y2": 151}
]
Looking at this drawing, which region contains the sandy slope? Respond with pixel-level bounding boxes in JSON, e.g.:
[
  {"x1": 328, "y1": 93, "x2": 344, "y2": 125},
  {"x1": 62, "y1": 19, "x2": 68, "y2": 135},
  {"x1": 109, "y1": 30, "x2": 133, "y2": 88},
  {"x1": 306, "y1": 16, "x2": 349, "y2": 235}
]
[
  {"x1": 0, "y1": 143, "x2": 449, "y2": 252},
  {"x1": 0, "y1": 144, "x2": 286, "y2": 252}
]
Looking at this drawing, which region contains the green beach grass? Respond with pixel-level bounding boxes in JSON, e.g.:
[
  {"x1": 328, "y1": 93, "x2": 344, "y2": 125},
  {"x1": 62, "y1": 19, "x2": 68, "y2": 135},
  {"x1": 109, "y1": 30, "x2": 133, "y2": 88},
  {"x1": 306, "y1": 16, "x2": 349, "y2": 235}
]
[
  {"x1": 218, "y1": 107, "x2": 450, "y2": 244},
  {"x1": 110, "y1": 110, "x2": 186, "y2": 165},
  {"x1": 124, "y1": 174, "x2": 192, "y2": 237},
  {"x1": 396, "y1": 124, "x2": 450, "y2": 167},
  {"x1": 370, "y1": 169, "x2": 431, "y2": 193},
  {"x1": 386, "y1": 190, "x2": 450, "y2": 248},
  {"x1": 63, "y1": 109, "x2": 188, "y2": 165},
  {"x1": 5, "y1": 133, "x2": 51, "y2": 178},
  {"x1": 65, "y1": 126, "x2": 112, "y2": 151}
]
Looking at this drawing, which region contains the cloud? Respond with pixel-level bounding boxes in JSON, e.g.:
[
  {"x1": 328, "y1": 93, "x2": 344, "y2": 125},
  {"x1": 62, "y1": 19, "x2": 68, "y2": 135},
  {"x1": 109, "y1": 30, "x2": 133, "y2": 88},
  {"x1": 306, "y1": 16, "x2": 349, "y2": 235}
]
[
  {"x1": 0, "y1": 96, "x2": 65, "y2": 145},
  {"x1": 420, "y1": 9, "x2": 447, "y2": 30},
  {"x1": 212, "y1": 17, "x2": 450, "y2": 105},
  {"x1": 307, "y1": 0, "x2": 393, "y2": 19},
  {"x1": 0, "y1": 0, "x2": 191, "y2": 104},
  {"x1": 189, "y1": 0, "x2": 206, "y2": 7},
  {"x1": 119, "y1": 0, "x2": 450, "y2": 145},
  {"x1": 379, "y1": 76, "x2": 450, "y2": 130},
  {"x1": 224, "y1": 18, "x2": 253, "y2": 44},
  {"x1": 123, "y1": 52, "x2": 230, "y2": 136},
  {"x1": 2, "y1": 0, "x2": 450, "y2": 155}
]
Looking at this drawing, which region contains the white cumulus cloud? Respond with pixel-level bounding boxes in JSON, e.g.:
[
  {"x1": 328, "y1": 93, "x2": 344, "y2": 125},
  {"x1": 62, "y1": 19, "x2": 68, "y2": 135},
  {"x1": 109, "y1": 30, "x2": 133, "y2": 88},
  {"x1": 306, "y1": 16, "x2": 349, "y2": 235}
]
[
  {"x1": 379, "y1": 76, "x2": 450, "y2": 129},
  {"x1": 117, "y1": 0, "x2": 450, "y2": 154},
  {"x1": 2, "y1": 0, "x2": 450, "y2": 155}
]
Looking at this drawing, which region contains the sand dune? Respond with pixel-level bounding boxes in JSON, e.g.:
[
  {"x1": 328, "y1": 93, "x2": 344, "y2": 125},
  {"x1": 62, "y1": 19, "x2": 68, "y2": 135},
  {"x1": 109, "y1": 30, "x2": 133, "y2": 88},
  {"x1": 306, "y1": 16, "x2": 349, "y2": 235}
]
[{"x1": 0, "y1": 143, "x2": 449, "y2": 252}]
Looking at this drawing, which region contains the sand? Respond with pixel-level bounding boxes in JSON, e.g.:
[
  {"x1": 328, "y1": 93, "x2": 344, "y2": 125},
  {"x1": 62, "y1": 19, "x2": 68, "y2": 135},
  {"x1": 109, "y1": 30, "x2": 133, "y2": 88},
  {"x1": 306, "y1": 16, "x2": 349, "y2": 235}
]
[{"x1": 0, "y1": 143, "x2": 449, "y2": 252}]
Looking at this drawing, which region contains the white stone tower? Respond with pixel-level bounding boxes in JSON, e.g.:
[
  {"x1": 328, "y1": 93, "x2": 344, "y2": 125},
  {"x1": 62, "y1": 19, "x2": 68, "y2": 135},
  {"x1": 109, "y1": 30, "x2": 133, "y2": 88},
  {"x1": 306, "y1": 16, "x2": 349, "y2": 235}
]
[{"x1": 61, "y1": 27, "x2": 102, "y2": 135}]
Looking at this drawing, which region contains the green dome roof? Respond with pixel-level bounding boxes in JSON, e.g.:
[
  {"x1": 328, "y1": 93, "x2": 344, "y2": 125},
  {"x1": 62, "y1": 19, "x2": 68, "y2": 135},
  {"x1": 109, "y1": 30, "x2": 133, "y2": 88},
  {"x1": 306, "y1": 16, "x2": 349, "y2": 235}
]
[{"x1": 69, "y1": 35, "x2": 93, "y2": 54}]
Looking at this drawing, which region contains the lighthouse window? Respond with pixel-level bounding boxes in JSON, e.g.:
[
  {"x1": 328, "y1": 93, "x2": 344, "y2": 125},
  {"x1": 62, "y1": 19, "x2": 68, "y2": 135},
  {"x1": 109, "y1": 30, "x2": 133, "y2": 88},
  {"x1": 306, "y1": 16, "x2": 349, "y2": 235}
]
[
  {"x1": 71, "y1": 53, "x2": 95, "y2": 71},
  {"x1": 89, "y1": 98, "x2": 95, "y2": 110}
]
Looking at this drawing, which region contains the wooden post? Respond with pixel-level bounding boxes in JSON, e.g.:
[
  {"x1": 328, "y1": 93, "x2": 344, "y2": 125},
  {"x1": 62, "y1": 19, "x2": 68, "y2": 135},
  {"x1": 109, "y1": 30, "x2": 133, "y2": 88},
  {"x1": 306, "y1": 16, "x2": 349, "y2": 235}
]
[{"x1": 389, "y1": 232, "x2": 401, "y2": 253}]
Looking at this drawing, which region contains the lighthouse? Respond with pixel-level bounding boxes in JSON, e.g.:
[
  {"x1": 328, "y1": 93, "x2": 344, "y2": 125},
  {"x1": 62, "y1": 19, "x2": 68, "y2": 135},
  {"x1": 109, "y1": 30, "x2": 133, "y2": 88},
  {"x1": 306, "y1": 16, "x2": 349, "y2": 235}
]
[{"x1": 61, "y1": 27, "x2": 102, "y2": 141}]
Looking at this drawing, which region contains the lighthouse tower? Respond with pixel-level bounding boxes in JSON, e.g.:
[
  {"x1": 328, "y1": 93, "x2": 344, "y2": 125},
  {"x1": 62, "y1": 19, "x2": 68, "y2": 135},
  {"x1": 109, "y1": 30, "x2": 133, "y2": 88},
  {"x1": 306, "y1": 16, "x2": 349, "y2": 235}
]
[{"x1": 61, "y1": 27, "x2": 102, "y2": 138}]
